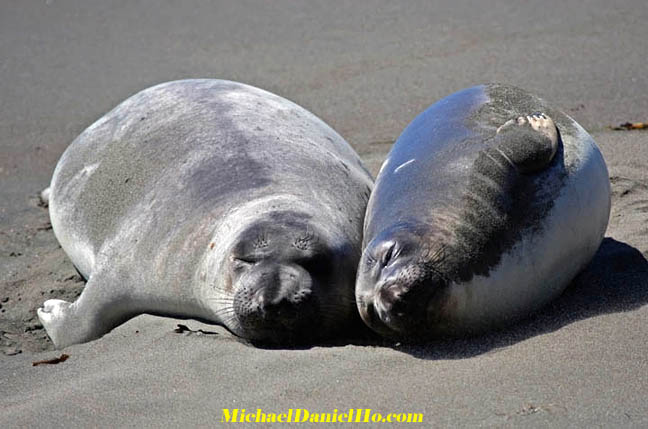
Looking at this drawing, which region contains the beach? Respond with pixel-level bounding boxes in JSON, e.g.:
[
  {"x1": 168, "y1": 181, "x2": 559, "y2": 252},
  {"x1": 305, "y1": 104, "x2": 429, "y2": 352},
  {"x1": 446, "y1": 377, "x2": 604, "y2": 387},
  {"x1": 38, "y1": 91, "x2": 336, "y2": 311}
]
[{"x1": 1, "y1": 1, "x2": 647, "y2": 426}]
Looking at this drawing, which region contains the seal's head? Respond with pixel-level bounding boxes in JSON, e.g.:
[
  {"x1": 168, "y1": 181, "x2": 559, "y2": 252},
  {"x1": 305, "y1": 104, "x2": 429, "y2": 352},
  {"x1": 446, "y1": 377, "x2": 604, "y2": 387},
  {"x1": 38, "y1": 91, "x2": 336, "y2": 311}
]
[
  {"x1": 207, "y1": 208, "x2": 359, "y2": 345},
  {"x1": 355, "y1": 222, "x2": 453, "y2": 340}
]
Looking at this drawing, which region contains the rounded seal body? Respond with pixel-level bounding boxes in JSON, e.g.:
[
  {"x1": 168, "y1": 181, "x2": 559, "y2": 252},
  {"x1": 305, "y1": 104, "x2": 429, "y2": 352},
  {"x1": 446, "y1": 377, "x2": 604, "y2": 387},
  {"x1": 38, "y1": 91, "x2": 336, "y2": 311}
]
[
  {"x1": 356, "y1": 84, "x2": 610, "y2": 340},
  {"x1": 38, "y1": 79, "x2": 373, "y2": 347}
]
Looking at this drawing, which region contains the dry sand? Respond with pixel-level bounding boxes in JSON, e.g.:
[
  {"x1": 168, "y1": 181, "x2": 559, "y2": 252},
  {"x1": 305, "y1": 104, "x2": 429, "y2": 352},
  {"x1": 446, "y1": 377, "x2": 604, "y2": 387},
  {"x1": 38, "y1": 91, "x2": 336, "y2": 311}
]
[{"x1": 1, "y1": 1, "x2": 647, "y2": 427}]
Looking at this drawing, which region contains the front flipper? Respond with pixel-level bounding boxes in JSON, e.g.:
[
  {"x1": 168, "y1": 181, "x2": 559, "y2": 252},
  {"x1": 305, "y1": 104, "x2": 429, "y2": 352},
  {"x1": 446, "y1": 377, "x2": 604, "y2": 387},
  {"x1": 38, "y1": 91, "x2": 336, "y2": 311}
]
[
  {"x1": 37, "y1": 275, "x2": 138, "y2": 348},
  {"x1": 494, "y1": 113, "x2": 559, "y2": 174}
]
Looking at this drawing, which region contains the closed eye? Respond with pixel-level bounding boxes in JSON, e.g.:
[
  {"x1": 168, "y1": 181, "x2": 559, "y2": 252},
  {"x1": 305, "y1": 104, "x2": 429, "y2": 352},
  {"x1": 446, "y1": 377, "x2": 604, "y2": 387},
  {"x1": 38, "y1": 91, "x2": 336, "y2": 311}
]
[
  {"x1": 381, "y1": 243, "x2": 398, "y2": 267},
  {"x1": 232, "y1": 256, "x2": 256, "y2": 266}
]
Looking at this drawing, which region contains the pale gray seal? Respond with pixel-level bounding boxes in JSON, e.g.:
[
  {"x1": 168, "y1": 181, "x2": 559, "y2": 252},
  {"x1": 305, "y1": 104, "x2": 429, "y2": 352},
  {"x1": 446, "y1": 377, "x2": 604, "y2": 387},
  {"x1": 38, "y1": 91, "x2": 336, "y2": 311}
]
[
  {"x1": 38, "y1": 79, "x2": 373, "y2": 348},
  {"x1": 356, "y1": 84, "x2": 610, "y2": 340}
]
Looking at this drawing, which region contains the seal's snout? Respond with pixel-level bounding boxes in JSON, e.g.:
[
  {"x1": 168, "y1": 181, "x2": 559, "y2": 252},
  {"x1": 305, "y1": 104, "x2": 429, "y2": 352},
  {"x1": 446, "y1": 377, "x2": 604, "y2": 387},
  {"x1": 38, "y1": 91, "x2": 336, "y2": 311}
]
[
  {"x1": 377, "y1": 283, "x2": 412, "y2": 315},
  {"x1": 254, "y1": 280, "x2": 313, "y2": 323},
  {"x1": 373, "y1": 274, "x2": 435, "y2": 336},
  {"x1": 357, "y1": 227, "x2": 447, "y2": 339},
  {"x1": 233, "y1": 262, "x2": 319, "y2": 342}
]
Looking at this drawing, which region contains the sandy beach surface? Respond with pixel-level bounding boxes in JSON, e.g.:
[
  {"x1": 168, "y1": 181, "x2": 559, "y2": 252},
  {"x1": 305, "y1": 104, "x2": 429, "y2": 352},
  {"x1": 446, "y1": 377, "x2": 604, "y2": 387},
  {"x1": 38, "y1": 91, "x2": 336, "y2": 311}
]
[{"x1": 1, "y1": 1, "x2": 647, "y2": 427}]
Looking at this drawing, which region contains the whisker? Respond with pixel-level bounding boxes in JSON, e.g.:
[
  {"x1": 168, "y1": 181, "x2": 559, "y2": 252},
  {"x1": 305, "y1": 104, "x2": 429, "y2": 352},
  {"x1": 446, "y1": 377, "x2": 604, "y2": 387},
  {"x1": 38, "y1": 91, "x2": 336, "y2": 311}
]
[
  {"x1": 220, "y1": 314, "x2": 239, "y2": 327},
  {"x1": 209, "y1": 286, "x2": 234, "y2": 295},
  {"x1": 212, "y1": 308, "x2": 237, "y2": 316}
]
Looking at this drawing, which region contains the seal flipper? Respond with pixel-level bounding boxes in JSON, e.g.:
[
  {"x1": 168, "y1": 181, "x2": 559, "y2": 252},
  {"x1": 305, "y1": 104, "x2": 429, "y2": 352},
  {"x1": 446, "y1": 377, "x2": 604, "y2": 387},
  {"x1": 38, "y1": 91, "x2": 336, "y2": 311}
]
[
  {"x1": 37, "y1": 274, "x2": 139, "y2": 349},
  {"x1": 494, "y1": 113, "x2": 559, "y2": 174},
  {"x1": 451, "y1": 112, "x2": 562, "y2": 282}
]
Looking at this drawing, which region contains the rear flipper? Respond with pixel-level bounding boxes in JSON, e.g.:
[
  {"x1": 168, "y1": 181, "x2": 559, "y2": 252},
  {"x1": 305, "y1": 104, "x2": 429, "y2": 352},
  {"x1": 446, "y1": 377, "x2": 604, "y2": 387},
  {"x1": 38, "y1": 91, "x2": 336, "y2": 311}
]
[
  {"x1": 37, "y1": 275, "x2": 138, "y2": 348},
  {"x1": 495, "y1": 113, "x2": 559, "y2": 174}
]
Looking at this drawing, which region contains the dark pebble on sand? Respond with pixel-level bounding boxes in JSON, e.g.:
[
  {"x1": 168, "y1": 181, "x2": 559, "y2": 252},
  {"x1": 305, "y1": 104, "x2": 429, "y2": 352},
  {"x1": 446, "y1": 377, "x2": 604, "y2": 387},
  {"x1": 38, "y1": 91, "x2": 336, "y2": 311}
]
[{"x1": 25, "y1": 323, "x2": 43, "y2": 332}]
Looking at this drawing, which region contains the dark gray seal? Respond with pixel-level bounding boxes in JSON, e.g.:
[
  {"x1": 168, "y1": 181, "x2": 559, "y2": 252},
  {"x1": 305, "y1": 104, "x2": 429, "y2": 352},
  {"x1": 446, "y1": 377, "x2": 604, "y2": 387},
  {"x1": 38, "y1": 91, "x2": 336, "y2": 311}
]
[
  {"x1": 38, "y1": 79, "x2": 373, "y2": 348},
  {"x1": 356, "y1": 84, "x2": 610, "y2": 340}
]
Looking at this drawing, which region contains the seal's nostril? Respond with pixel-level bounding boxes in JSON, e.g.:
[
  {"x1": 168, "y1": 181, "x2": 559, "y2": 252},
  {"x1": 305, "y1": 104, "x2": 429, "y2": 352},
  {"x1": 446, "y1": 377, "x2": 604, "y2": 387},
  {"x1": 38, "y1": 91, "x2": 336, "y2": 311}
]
[
  {"x1": 255, "y1": 286, "x2": 313, "y2": 321},
  {"x1": 291, "y1": 288, "x2": 311, "y2": 304}
]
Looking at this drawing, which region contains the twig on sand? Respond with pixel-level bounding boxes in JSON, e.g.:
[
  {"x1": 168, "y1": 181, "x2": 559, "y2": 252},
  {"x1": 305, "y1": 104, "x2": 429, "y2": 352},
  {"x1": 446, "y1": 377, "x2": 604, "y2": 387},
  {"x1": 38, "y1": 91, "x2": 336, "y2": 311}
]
[
  {"x1": 32, "y1": 353, "x2": 69, "y2": 366},
  {"x1": 173, "y1": 324, "x2": 219, "y2": 336},
  {"x1": 610, "y1": 122, "x2": 648, "y2": 130}
]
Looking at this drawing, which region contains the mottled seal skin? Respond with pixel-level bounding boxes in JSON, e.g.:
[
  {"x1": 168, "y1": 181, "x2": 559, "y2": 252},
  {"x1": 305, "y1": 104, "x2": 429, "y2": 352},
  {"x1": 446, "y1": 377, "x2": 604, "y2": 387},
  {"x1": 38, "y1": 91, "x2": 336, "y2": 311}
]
[
  {"x1": 356, "y1": 84, "x2": 610, "y2": 341},
  {"x1": 38, "y1": 79, "x2": 373, "y2": 348}
]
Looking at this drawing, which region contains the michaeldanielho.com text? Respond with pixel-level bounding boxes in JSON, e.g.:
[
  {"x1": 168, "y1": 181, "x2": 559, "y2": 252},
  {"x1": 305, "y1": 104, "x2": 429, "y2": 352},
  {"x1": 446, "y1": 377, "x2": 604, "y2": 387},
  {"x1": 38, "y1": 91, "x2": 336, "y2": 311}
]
[{"x1": 221, "y1": 409, "x2": 423, "y2": 423}]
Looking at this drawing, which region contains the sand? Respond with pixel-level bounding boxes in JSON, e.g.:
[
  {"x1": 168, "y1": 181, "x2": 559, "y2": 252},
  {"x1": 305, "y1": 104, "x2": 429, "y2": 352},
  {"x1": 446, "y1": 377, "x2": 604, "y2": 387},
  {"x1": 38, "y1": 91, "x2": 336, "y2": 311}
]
[{"x1": 1, "y1": 1, "x2": 647, "y2": 427}]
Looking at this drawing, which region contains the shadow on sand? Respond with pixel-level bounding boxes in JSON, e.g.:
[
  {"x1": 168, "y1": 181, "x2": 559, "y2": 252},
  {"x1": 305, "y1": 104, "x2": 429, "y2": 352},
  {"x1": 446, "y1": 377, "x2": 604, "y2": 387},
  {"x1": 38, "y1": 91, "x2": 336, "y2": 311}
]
[{"x1": 392, "y1": 237, "x2": 648, "y2": 359}]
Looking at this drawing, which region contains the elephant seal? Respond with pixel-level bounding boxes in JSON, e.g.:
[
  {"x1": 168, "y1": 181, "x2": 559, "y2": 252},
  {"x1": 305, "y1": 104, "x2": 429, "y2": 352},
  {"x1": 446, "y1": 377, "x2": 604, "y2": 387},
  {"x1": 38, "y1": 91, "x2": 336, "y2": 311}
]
[
  {"x1": 356, "y1": 84, "x2": 610, "y2": 341},
  {"x1": 38, "y1": 79, "x2": 373, "y2": 348}
]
